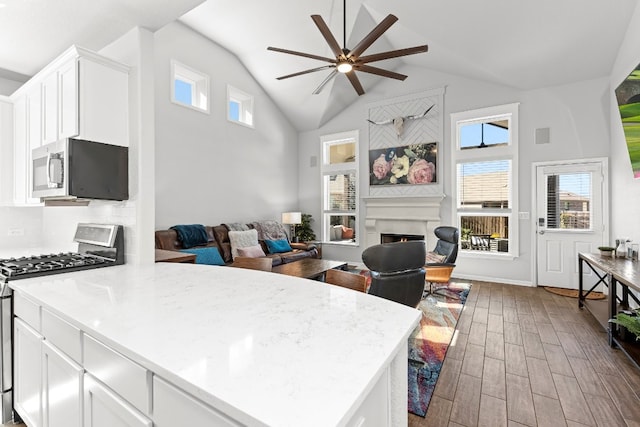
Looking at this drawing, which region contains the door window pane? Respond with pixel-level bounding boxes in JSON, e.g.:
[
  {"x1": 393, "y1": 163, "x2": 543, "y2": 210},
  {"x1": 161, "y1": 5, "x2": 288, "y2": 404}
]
[{"x1": 545, "y1": 173, "x2": 591, "y2": 230}]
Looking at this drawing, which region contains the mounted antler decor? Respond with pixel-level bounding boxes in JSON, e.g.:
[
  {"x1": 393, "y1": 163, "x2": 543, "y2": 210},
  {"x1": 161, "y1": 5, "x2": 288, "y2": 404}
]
[{"x1": 367, "y1": 104, "x2": 434, "y2": 137}]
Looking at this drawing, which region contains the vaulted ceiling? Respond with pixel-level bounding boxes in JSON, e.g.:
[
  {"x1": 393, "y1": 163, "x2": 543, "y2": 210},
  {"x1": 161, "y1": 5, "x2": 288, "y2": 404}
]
[{"x1": 1, "y1": 0, "x2": 638, "y2": 131}]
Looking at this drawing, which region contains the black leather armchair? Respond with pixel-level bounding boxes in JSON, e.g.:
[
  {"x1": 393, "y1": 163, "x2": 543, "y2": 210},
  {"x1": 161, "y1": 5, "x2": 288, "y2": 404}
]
[
  {"x1": 361, "y1": 240, "x2": 426, "y2": 308},
  {"x1": 424, "y1": 226, "x2": 459, "y2": 298},
  {"x1": 432, "y1": 226, "x2": 459, "y2": 263}
]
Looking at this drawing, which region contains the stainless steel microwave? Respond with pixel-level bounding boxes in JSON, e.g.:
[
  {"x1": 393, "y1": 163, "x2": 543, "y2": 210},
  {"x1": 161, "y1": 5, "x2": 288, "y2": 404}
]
[{"x1": 32, "y1": 138, "x2": 128, "y2": 201}]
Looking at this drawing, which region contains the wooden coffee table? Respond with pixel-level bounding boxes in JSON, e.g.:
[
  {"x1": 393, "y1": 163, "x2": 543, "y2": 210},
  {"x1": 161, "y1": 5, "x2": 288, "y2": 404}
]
[{"x1": 272, "y1": 258, "x2": 347, "y2": 280}]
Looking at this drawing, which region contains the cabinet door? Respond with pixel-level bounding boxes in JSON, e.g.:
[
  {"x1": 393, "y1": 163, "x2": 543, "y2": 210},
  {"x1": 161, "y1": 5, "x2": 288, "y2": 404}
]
[
  {"x1": 41, "y1": 71, "x2": 58, "y2": 145},
  {"x1": 84, "y1": 374, "x2": 151, "y2": 427},
  {"x1": 12, "y1": 96, "x2": 28, "y2": 205},
  {"x1": 0, "y1": 98, "x2": 14, "y2": 205},
  {"x1": 27, "y1": 83, "x2": 43, "y2": 150},
  {"x1": 153, "y1": 376, "x2": 241, "y2": 427},
  {"x1": 14, "y1": 317, "x2": 43, "y2": 427},
  {"x1": 78, "y1": 57, "x2": 128, "y2": 146},
  {"x1": 58, "y1": 59, "x2": 78, "y2": 139},
  {"x1": 42, "y1": 341, "x2": 83, "y2": 427}
]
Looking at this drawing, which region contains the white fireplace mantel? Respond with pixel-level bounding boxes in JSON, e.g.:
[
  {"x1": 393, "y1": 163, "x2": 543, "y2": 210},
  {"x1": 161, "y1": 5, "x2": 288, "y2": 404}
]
[{"x1": 362, "y1": 195, "x2": 445, "y2": 249}]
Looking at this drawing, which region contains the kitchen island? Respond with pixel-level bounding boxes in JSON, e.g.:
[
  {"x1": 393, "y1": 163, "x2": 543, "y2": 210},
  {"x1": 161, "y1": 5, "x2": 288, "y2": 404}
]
[{"x1": 10, "y1": 263, "x2": 421, "y2": 426}]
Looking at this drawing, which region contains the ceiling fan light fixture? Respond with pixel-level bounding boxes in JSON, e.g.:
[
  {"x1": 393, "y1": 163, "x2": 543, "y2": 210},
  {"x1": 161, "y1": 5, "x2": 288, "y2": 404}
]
[{"x1": 337, "y1": 61, "x2": 353, "y2": 73}]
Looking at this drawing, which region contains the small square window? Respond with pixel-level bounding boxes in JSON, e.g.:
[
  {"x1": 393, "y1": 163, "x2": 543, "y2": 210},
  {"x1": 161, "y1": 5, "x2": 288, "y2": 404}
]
[
  {"x1": 227, "y1": 85, "x2": 254, "y2": 127},
  {"x1": 171, "y1": 60, "x2": 209, "y2": 113}
]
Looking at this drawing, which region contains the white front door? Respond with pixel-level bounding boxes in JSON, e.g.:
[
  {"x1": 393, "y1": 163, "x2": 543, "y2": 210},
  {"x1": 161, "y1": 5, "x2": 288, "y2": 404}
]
[{"x1": 535, "y1": 160, "x2": 608, "y2": 289}]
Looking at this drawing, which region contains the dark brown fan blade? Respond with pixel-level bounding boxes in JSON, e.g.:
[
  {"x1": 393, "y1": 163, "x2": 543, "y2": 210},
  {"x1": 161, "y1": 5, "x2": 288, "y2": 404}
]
[
  {"x1": 311, "y1": 15, "x2": 344, "y2": 58},
  {"x1": 347, "y1": 14, "x2": 398, "y2": 60},
  {"x1": 355, "y1": 64, "x2": 407, "y2": 81},
  {"x1": 312, "y1": 69, "x2": 339, "y2": 95},
  {"x1": 267, "y1": 46, "x2": 336, "y2": 64},
  {"x1": 276, "y1": 65, "x2": 336, "y2": 80},
  {"x1": 357, "y1": 45, "x2": 429, "y2": 64},
  {"x1": 346, "y1": 71, "x2": 365, "y2": 96}
]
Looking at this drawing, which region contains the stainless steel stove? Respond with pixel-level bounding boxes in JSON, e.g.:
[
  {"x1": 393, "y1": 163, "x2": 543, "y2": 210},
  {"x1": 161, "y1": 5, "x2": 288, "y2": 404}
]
[{"x1": 0, "y1": 223, "x2": 125, "y2": 423}]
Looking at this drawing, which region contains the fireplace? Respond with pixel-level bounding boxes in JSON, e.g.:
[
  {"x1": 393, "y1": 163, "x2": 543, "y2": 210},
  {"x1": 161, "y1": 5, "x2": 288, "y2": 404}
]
[
  {"x1": 363, "y1": 195, "x2": 444, "y2": 250},
  {"x1": 380, "y1": 233, "x2": 425, "y2": 244}
]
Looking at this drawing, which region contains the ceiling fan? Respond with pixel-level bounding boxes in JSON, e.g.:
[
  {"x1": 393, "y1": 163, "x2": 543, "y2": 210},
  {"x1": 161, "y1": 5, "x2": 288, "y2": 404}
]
[{"x1": 267, "y1": 0, "x2": 428, "y2": 96}]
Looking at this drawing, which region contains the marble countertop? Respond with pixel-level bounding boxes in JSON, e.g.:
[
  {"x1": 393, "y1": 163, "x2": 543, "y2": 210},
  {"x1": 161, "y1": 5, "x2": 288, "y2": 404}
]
[{"x1": 10, "y1": 263, "x2": 421, "y2": 426}]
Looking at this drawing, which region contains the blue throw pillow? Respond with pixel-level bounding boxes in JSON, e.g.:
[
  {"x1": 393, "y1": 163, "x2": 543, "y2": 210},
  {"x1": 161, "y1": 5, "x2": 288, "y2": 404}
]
[
  {"x1": 265, "y1": 239, "x2": 293, "y2": 254},
  {"x1": 180, "y1": 247, "x2": 225, "y2": 265}
]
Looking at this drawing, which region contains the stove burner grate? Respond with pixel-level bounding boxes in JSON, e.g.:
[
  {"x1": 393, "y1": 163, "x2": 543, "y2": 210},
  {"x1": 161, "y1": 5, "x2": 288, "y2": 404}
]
[{"x1": 0, "y1": 252, "x2": 112, "y2": 279}]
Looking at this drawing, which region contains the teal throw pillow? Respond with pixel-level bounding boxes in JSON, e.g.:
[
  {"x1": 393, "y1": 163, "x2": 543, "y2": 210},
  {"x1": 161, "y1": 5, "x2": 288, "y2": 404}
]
[
  {"x1": 265, "y1": 239, "x2": 293, "y2": 254},
  {"x1": 180, "y1": 247, "x2": 225, "y2": 265}
]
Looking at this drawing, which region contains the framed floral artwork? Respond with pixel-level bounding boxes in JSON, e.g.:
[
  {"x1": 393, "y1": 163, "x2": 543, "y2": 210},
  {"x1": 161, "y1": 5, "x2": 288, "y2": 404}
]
[{"x1": 369, "y1": 142, "x2": 437, "y2": 186}]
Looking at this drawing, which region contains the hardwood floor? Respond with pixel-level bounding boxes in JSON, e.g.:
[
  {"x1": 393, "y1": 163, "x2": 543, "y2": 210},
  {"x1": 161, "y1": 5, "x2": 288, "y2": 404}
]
[{"x1": 410, "y1": 280, "x2": 640, "y2": 427}]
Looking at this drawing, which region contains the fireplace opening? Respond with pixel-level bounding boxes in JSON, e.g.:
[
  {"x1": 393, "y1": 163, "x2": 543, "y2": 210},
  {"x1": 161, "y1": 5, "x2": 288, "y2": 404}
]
[{"x1": 380, "y1": 233, "x2": 425, "y2": 244}]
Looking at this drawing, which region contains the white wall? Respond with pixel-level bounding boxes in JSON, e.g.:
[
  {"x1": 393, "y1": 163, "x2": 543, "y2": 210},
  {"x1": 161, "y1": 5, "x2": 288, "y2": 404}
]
[
  {"x1": 299, "y1": 66, "x2": 611, "y2": 285},
  {"x1": 0, "y1": 76, "x2": 24, "y2": 97},
  {"x1": 154, "y1": 22, "x2": 300, "y2": 229},
  {"x1": 610, "y1": 2, "x2": 640, "y2": 244},
  {"x1": 0, "y1": 207, "x2": 43, "y2": 250}
]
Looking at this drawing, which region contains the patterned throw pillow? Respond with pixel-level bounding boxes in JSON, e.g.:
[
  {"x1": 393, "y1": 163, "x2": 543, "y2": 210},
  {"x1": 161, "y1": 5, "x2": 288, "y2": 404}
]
[
  {"x1": 228, "y1": 229, "x2": 260, "y2": 259},
  {"x1": 425, "y1": 251, "x2": 446, "y2": 264},
  {"x1": 265, "y1": 239, "x2": 293, "y2": 254},
  {"x1": 179, "y1": 247, "x2": 225, "y2": 265},
  {"x1": 237, "y1": 245, "x2": 266, "y2": 258}
]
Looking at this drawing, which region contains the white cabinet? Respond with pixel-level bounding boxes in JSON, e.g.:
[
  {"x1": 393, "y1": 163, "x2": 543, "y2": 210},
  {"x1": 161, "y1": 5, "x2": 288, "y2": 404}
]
[
  {"x1": 41, "y1": 71, "x2": 58, "y2": 145},
  {"x1": 78, "y1": 56, "x2": 128, "y2": 146},
  {"x1": 153, "y1": 376, "x2": 241, "y2": 427},
  {"x1": 8, "y1": 45, "x2": 129, "y2": 205},
  {"x1": 84, "y1": 375, "x2": 151, "y2": 427},
  {"x1": 57, "y1": 59, "x2": 78, "y2": 140},
  {"x1": 0, "y1": 97, "x2": 13, "y2": 205},
  {"x1": 83, "y1": 335, "x2": 149, "y2": 415},
  {"x1": 14, "y1": 317, "x2": 43, "y2": 427},
  {"x1": 42, "y1": 340, "x2": 83, "y2": 427},
  {"x1": 42, "y1": 58, "x2": 79, "y2": 145},
  {"x1": 12, "y1": 83, "x2": 43, "y2": 205}
]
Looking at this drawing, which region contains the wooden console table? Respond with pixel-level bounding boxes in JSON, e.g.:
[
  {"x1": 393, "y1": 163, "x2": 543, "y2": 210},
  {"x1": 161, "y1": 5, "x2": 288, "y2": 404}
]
[
  {"x1": 155, "y1": 249, "x2": 196, "y2": 263},
  {"x1": 578, "y1": 252, "x2": 640, "y2": 367}
]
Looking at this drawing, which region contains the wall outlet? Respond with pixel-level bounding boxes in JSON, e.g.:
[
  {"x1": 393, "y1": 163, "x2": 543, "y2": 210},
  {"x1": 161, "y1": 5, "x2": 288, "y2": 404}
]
[
  {"x1": 7, "y1": 228, "x2": 24, "y2": 236},
  {"x1": 518, "y1": 212, "x2": 530, "y2": 220}
]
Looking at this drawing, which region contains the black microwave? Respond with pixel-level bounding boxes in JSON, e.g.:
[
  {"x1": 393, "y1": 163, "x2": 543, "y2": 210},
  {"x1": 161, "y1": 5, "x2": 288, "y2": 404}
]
[{"x1": 32, "y1": 138, "x2": 128, "y2": 201}]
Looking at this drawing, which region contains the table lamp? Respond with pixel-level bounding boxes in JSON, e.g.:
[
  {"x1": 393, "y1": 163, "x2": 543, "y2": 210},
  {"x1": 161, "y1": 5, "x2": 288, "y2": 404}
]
[{"x1": 281, "y1": 212, "x2": 302, "y2": 242}]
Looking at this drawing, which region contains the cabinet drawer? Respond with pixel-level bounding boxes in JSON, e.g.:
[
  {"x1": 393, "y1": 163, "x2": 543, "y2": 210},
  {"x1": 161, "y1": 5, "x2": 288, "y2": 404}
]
[
  {"x1": 13, "y1": 292, "x2": 41, "y2": 332},
  {"x1": 84, "y1": 334, "x2": 150, "y2": 415},
  {"x1": 42, "y1": 308, "x2": 82, "y2": 364},
  {"x1": 153, "y1": 376, "x2": 241, "y2": 427},
  {"x1": 84, "y1": 374, "x2": 152, "y2": 427}
]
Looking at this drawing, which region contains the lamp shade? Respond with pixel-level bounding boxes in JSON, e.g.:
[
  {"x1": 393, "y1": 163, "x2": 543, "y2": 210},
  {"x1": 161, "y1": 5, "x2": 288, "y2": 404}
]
[{"x1": 281, "y1": 212, "x2": 302, "y2": 225}]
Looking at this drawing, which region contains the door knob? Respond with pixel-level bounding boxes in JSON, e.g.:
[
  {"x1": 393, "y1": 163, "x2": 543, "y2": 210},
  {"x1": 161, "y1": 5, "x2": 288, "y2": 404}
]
[{"x1": 539, "y1": 230, "x2": 545, "y2": 235}]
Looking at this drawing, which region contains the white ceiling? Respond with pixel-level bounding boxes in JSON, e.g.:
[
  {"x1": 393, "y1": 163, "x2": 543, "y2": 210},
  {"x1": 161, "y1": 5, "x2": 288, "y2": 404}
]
[{"x1": 1, "y1": 0, "x2": 638, "y2": 131}]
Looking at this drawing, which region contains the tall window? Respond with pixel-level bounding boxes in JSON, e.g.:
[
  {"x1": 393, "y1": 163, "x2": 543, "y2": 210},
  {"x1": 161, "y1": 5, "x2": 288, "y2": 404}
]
[
  {"x1": 321, "y1": 131, "x2": 358, "y2": 245},
  {"x1": 227, "y1": 85, "x2": 254, "y2": 127},
  {"x1": 170, "y1": 60, "x2": 209, "y2": 113},
  {"x1": 451, "y1": 104, "x2": 519, "y2": 256}
]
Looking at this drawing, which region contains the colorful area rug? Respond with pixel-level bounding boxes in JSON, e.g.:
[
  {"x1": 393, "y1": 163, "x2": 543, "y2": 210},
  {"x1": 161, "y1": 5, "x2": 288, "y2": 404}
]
[
  {"x1": 348, "y1": 268, "x2": 470, "y2": 417},
  {"x1": 408, "y1": 283, "x2": 470, "y2": 416}
]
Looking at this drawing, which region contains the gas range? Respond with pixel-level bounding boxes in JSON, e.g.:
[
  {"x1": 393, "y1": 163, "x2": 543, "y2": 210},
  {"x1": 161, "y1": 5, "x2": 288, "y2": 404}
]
[
  {"x1": 0, "y1": 223, "x2": 125, "y2": 424},
  {"x1": 0, "y1": 252, "x2": 113, "y2": 279},
  {"x1": 0, "y1": 223, "x2": 124, "y2": 285}
]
